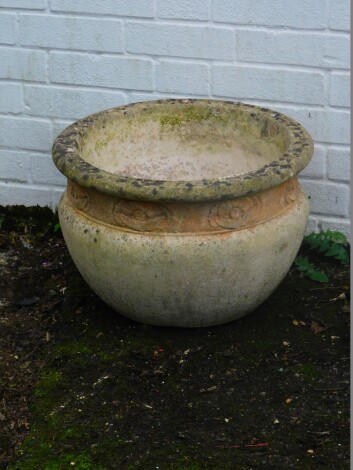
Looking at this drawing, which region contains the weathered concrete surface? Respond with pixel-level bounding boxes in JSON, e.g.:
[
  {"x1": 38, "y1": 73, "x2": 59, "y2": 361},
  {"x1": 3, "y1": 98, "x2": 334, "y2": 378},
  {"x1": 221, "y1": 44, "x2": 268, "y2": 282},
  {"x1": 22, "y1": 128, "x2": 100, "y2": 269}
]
[
  {"x1": 55, "y1": 100, "x2": 313, "y2": 327},
  {"x1": 59, "y1": 189, "x2": 309, "y2": 327}
]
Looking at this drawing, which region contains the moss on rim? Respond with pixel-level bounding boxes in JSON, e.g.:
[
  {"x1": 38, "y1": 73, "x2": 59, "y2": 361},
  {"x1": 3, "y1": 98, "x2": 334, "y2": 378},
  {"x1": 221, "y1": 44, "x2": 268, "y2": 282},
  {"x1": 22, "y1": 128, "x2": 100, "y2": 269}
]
[{"x1": 52, "y1": 99, "x2": 313, "y2": 203}]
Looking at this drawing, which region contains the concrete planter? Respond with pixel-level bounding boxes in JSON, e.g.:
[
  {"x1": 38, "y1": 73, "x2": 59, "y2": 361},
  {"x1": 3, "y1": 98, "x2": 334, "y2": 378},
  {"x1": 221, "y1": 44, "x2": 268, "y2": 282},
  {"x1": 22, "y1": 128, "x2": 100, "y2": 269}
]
[{"x1": 53, "y1": 100, "x2": 313, "y2": 327}]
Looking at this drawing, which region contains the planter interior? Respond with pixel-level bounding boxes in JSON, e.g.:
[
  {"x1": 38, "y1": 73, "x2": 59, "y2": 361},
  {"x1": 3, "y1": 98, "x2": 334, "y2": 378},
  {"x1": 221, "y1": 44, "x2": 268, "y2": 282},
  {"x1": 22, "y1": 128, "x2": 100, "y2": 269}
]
[{"x1": 80, "y1": 103, "x2": 286, "y2": 181}]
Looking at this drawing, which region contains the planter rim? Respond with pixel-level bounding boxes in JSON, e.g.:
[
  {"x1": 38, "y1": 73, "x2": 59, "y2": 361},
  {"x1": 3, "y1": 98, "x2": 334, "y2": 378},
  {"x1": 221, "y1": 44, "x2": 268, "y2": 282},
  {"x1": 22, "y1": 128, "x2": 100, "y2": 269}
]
[{"x1": 52, "y1": 99, "x2": 313, "y2": 202}]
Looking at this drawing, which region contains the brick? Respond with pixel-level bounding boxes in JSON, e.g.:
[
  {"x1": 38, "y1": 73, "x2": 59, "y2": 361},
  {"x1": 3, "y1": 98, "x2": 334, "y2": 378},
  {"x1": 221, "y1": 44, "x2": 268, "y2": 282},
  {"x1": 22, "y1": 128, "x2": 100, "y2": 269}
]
[
  {"x1": 323, "y1": 36, "x2": 350, "y2": 69},
  {"x1": 0, "y1": 149, "x2": 30, "y2": 182},
  {"x1": 157, "y1": 0, "x2": 211, "y2": 20},
  {"x1": 0, "y1": 83, "x2": 23, "y2": 113},
  {"x1": 0, "y1": 13, "x2": 17, "y2": 45},
  {"x1": 0, "y1": 48, "x2": 46, "y2": 82},
  {"x1": 237, "y1": 31, "x2": 350, "y2": 69},
  {"x1": 50, "y1": 0, "x2": 154, "y2": 17},
  {"x1": 126, "y1": 22, "x2": 235, "y2": 60},
  {"x1": 301, "y1": 180, "x2": 349, "y2": 217},
  {"x1": 329, "y1": 0, "x2": 350, "y2": 31},
  {"x1": 0, "y1": 116, "x2": 51, "y2": 151},
  {"x1": 25, "y1": 85, "x2": 127, "y2": 119},
  {"x1": 30, "y1": 153, "x2": 66, "y2": 186},
  {"x1": 213, "y1": 0, "x2": 326, "y2": 29},
  {"x1": 301, "y1": 145, "x2": 326, "y2": 179},
  {"x1": 300, "y1": 109, "x2": 350, "y2": 145},
  {"x1": 0, "y1": 182, "x2": 54, "y2": 207},
  {"x1": 267, "y1": 106, "x2": 350, "y2": 145},
  {"x1": 327, "y1": 147, "x2": 351, "y2": 182},
  {"x1": 213, "y1": 66, "x2": 325, "y2": 105},
  {"x1": 19, "y1": 14, "x2": 123, "y2": 53},
  {"x1": 330, "y1": 73, "x2": 350, "y2": 107},
  {"x1": 156, "y1": 61, "x2": 209, "y2": 95},
  {"x1": 0, "y1": 0, "x2": 46, "y2": 8},
  {"x1": 318, "y1": 217, "x2": 351, "y2": 237},
  {"x1": 49, "y1": 52, "x2": 153, "y2": 91}
]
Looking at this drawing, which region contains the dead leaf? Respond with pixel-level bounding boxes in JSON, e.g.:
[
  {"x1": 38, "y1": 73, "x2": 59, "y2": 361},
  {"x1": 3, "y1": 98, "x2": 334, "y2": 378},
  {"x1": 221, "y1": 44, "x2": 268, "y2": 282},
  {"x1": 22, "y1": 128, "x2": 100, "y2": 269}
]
[
  {"x1": 342, "y1": 302, "x2": 350, "y2": 313},
  {"x1": 311, "y1": 321, "x2": 326, "y2": 334},
  {"x1": 200, "y1": 385, "x2": 218, "y2": 393},
  {"x1": 19, "y1": 361, "x2": 31, "y2": 369},
  {"x1": 293, "y1": 320, "x2": 306, "y2": 326}
]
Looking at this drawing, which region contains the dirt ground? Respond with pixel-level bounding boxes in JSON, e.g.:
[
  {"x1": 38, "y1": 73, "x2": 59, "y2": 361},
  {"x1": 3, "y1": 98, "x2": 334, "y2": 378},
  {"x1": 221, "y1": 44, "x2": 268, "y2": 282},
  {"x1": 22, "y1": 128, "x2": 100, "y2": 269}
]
[{"x1": 0, "y1": 206, "x2": 350, "y2": 470}]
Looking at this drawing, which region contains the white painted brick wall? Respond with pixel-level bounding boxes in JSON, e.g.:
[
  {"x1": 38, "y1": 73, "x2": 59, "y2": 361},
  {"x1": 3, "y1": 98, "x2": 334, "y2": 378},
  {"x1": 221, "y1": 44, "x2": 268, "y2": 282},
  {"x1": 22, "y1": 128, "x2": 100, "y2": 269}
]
[
  {"x1": 237, "y1": 31, "x2": 349, "y2": 69},
  {"x1": 24, "y1": 85, "x2": 128, "y2": 119},
  {"x1": 213, "y1": 0, "x2": 327, "y2": 29},
  {"x1": 330, "y1": 72, "x2": 350, "y2": 107},
  {"x1": 156, "y1": 60, "x2": 209, "y2": 95},
  {"x1": 0, "y1": 12, "x2": 17, "y2": 44},
  {"x1": 30, "y1": 152, "x2": 66, "y2": 186},
  {"x1": 0, "y1": 48, "x2": 47, "y2": 81},
  {"x1": 50, "y1": 0, "x2": 154, "y2": 18},
  {"x1": 0, "y1": 149, "x2": 30, "y2": 182},
  {"x1": 19, "y1": 14, "x2": 124, "y2": 53},
  {"x1": 126, "y1": 22, "x2": 235, "y2": 60},
  {"x1": 49, "y1": 52, "x2": 154, "y2": 90},
  {"x1": 157, "y1": 0, "x2": 211, "y2": 21},
  {"x1": 301, "y1": 145, "x2": 326, "y2": 179},
  {"x1": 213, "y1": 66, "x2": 326, "y2": 105},
  {"x1": 0, "y1": 116, "x2": 51, "y2": 151},
  {"x1": 327, "y1": 148, "x2": 351, "y2": 182},
  {"x1": 329, "y1": 0, "x2": 350, "y2": 31},
  {"x1": 301, "y1": 180, "x2": 350, "y2": 217},
  {"x1": 0, "y1": 0, "x2": 350, "y2": 235},
  {"x1": 0, "y1": 0, "x2": 46, "y2": 9},
  {"x1": 0, "y1": 83, "x2": 23, "y2": 114}
]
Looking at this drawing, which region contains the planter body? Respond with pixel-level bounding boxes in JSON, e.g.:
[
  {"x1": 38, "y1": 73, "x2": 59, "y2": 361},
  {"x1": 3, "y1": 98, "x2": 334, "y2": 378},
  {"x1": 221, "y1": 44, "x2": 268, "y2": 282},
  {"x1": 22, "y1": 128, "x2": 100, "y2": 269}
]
[{"x1": 53, "y1": 100, "x2": 313, "y2": 327}]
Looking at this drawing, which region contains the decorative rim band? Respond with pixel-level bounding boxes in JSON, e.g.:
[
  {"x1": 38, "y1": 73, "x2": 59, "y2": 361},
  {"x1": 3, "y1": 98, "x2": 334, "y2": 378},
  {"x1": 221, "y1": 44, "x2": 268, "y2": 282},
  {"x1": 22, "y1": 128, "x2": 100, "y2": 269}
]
[{"x1": 67, "y1": 178, "x2": 302, "y2": 234}]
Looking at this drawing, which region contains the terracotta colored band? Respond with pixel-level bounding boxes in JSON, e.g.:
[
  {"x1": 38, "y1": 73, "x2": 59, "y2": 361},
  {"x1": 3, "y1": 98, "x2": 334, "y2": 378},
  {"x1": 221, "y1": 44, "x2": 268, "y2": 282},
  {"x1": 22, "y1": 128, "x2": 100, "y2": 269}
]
[{"x1": 67, "y1": 178, "x2": 301, "y2": 234}]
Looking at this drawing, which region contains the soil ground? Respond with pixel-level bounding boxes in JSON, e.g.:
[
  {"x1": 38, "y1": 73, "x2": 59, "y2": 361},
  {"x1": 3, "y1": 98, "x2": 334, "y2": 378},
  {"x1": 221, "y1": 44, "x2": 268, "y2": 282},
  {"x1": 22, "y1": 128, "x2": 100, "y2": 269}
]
[{"x1": 0, "y1": 206, "x2": 350, "y2": 470}]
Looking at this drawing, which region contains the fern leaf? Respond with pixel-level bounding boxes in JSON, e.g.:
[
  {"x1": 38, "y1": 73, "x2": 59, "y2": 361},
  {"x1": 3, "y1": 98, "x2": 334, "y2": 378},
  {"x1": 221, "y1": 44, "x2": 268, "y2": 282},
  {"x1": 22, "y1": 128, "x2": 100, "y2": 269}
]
[
  {"x1": 294, "y1": 256, "x2": 328, "y2": 283},
  {"x1": 325, "y1": 230, "x2": 347, "y2": 244},
  {"x1": 308, "y1": 270, "x2": 329, "y2": 283},
  {"x1": 304, "y1": 230, "x2": 349, "y2": 265}
]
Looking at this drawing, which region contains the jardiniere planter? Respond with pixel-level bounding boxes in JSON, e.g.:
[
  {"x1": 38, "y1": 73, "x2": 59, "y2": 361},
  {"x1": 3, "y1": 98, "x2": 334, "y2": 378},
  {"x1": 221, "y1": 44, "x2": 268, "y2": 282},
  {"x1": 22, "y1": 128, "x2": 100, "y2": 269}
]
[{"x1": 53, "y1": 99, "x2": 313, "y2": 327}]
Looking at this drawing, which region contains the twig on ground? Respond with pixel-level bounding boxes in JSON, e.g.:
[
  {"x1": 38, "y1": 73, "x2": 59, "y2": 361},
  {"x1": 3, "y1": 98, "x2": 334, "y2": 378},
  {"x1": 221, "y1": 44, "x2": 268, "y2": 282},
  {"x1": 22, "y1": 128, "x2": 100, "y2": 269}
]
[
  {"x1": 216, "y1": 443, "x2": 269, "y2": 449},
  {"x1": 307, "y1": 431, "x2": 330, "y2": 436},
  {"x1": 309, "y1": 286, "x2": 349, "y2": 292},
  {"x1": 313, "y1": 386, "x2": 348, "y2": 392}
]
